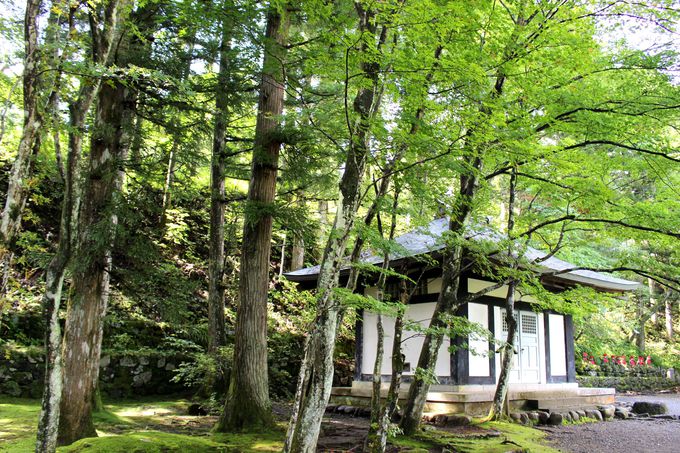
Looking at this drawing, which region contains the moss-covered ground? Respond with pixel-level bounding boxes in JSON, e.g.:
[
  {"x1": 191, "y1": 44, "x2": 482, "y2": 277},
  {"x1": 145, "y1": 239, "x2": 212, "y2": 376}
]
[
  {"x1": 391, "y1": 420, "x2": 559, "y2": 453},
  {"x1": 1, "y1": 397, "x2": 558, "y2": 452},
  {"x1": 0, "y1": 397, "x2": 283, "y2": 452}
]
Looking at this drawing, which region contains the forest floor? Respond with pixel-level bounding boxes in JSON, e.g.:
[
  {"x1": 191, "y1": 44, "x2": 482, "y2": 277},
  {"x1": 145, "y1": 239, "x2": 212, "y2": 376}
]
[{"x1": 0, "y1": 396, "x2": 557, "y2": 452}]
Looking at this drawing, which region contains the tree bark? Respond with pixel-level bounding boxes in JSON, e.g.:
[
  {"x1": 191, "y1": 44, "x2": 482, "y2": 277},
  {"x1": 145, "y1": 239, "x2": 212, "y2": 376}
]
[
  {"x1": 665, "y1": 296, "x2": 673, "y2": 340},
  {"x1": 58, "y1": 2, "x2": 134, "y2": 439},
  {"x1": 217, "y1": 6, "x2": 289, "y2": 431},
  {"x1": 290, "y1": 197, "x2": 305, "y2": 271},
  {"x1": 488, "y1": 166, "x2": 518, "y2": 421},
  {"x1": 207, "y1": 8, "x2": 233, "y2": 357},
  {"x1": 365, "y1": 192, "x2": 400, "y2": 453},
  {"x1": 58, "y1": 75, "x2": 134, "y2": 446},
  {"x1": 284, "y1": 4, "x2": 387, "y2": 451},
  {"x1": 637, "y1": 290, "x2": 647, "y2": 352},
  {"x1": 489, "y1": 282, "x2": 518, "y2": 419},
  {"x1": 36, "y1": 2, "x2": 123, "y2": 450},
  {"x1": 0, "y1": 0, "x2": 43, "y2": 248}
]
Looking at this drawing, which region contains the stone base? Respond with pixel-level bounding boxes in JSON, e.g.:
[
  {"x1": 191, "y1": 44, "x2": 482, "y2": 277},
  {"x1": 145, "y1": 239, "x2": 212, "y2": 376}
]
[{"x1": 330, "y1": 382, "x2": 615, "y2": 416}]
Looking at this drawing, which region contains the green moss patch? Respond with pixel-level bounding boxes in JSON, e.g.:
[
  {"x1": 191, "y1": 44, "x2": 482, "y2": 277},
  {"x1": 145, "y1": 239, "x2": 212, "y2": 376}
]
[
  {"x1": 391, "y1": 420, "x2": 559, "y2": 453},
  {"x1": 0, "y1": 397, "x2": 41, "y2": 453},
  {"x1": 59, "y1": 430, "x2": 284, "y2": 452},
  {"x1": 0, "y1": 397, "x2": 284, "y2": 452}
]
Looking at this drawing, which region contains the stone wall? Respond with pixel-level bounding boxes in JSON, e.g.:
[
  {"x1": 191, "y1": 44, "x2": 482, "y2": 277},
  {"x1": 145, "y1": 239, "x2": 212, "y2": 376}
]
[
  {"x1": 577, "y1": 374, "x2": 678, "y2": 392},
  {"x1": 0, "y1": 347, "x2": 193, "y2": 398}
]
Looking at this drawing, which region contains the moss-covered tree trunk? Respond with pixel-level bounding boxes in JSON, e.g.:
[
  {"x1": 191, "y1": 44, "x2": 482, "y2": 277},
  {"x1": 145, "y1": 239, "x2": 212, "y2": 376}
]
[
  {"x1": 58, "y1": 77, "x2": 133, "y2": 445},
  {"x1": 58, "y1": 46, "x2": 134, "y2": 445},
  {"x1": 284, "y1": 4, "x2": 388, "y2": 450},
  {"x1": 0, "y1": 0, "x2": 43, "y2": 291},
  {"x1": 488, "y1": 164, "x2": 520, "y2": 421},
  {"x1": 207, "y1": 7, "x2": 233, "y2": 357},
  {"x1": 36, "y1": 2, "x2": 123, "y2": 451},
  {"x1": 217, "y1": 5, "x2": 289, "y2": 431},
  {"x1": 489, "y1": 281, "x2": 518, "y2": 419},
  {"x1": 399, "y1": 0, "x2": 526, "y2": 431}
]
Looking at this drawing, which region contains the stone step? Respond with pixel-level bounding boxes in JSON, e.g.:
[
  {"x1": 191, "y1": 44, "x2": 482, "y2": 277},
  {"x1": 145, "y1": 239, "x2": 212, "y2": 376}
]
[{"x1": 531, "y1": 397, "x2": 602, "y2": 411}]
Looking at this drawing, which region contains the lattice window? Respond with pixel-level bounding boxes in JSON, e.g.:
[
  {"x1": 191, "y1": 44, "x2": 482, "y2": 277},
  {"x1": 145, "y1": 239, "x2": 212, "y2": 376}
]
[
  {"x1": 501, "y1": 310, "x2": 517, "y2": 332},
  {"x1": 521, "y1": 314, "x2": 537, "y2": 335}
]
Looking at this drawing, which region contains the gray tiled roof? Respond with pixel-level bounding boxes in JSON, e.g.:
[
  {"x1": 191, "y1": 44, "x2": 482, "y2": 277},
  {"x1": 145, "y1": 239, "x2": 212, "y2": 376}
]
[{"x1": 285, "y1": 217, "x2": 640, "y2": 292}]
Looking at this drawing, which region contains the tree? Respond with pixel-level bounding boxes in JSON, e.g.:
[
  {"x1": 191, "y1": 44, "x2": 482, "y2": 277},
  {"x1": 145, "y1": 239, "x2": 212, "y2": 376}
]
[
  {"x1": 207, "y1": 1, "x2": 234, "y2": 360},
  {"x1": 284, "y1": 2, "x2": 395, "y2": 450},
  {"x1": 0, "y1": 0, "x2": 43, "y2": 289},
  {"x1": 36, "y1": 1, "x2": 125, "y2": 450},
  {"x1": 58, "y1": 1, "x2": 148, "y2": 444},
  {"x1": 217, "y1": 3, "x2": 290, "y2": 431}
]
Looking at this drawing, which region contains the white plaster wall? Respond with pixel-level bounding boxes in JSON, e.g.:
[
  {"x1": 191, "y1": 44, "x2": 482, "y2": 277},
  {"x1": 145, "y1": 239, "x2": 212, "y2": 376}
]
[
  {"x1": 537, "y1": 313, "x2": 546, "y2": 384},
  {"x1": 428, "y1": 278, "x2": 442, "y2": 294},
  {"x1": 362, "y1": 302, "x2": 450, "y2": 377},
  {"x1": 468, "y1": 278, "x2": 537, "y2": 302},
  {"x1": 548, "y1": 314, "x2": 567, "y2": 376},
  {"x1": 467, "y1": 303, "x2": 489, "y2": 377}
]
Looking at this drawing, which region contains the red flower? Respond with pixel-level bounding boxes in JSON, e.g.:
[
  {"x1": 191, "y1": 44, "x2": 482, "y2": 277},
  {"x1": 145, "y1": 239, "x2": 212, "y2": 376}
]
[
  {"x1": 646, "y1": 356, "x2": 652, "y2": 366},
  {"x1": 629, "y1": 356, "x2": 636, "y2": 367},
  {"x1": 637, "y1": 356, "x2": 644, "y2": 365}
]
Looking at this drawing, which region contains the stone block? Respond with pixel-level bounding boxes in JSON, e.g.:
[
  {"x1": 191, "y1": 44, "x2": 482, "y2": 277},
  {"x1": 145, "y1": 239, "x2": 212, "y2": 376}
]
[
  {"x1": 447, "y1": 414, "x2": 472, "y2": 426},
  {"x1": 548, "y1": 412, "x2": 563, "y2": 425},
  {"x1": 100, "y1": 355, "x2": 111, "y2": 368},
  {"x1": 537, "y1": 411, "x2": 550, "y2": 424},
  {"x1": 599, "y1": 406, "x2": 615, "y2": 419},
  {"x1": 119, "y1": 356, "x2": 136, "y2": 367},
  {"x1": 614, "y1": 408, "x2": 629, "y2": 419},
  {"x1": 586, "y1": 409, "x2": 603, "y2": 421},
  {"x1": 632, "y1": 401, "x2": 668, "y2": 415}
]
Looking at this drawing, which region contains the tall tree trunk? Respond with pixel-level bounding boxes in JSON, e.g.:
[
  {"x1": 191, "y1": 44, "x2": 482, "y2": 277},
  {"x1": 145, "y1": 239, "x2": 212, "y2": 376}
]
[
  {"x1": 637, "y1": 291, "x2": 646, "y2": 352},
  {"x1": 398, "y1": 191, "x2": 474, "y2": 435},
  {"x1": 488, "y1": 166, "x2": 518, "y2": 421},
  {"x1": 207, "y1": 9, "x2": 233, "y2": 357},
  {"x1": 58, "y1": 15, "x2": 135, "y2": 438},
  {"x1": 648, "y1": 278, "x2": 657, "y2": 327},
  {"x1": 0, "y1": 0, "x2": 42, "y2": 246},
  {"x1": 290, "y1": 234, "x2": 304, "y2": 271},
  {"x1": 399, "y1": 1, "x2": 526, "y2": 431},
  {"x1": 217, "y1": 6, "x2": 289, "y2": 431},
  {"x1": 284, "y1": 5, "x2": 387, "y2": 451},
  {"x1": 36, "y1": 2, "x2": 123, "y2": 450},
  {"x1": 290, "y1": 196, "x2": 305, "y2": 271},
  {"x1": 665, "y1": 296, "x2": 673, "y2": 340},
  {"x1": 489, "y1": 282, "x2": 518, "y2": 419},
  {"x1": 58, "y1": 76, "x2": 134, "y2": 446},
  {"x1": 160, "y1": 141, "x2": 176, "y2": 222},
  {"x1": 365, "y1": 192, "x2": 400, "y2": 453},
  {"x1": 0, "y1": 0, "x2": 43, "y2": 289}
]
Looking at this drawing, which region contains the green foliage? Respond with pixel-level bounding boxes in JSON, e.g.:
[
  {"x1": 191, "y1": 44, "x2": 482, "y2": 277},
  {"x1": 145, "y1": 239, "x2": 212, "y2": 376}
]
[{"x1": 172, "y1": 346, "x2": 232, "y2": 391}]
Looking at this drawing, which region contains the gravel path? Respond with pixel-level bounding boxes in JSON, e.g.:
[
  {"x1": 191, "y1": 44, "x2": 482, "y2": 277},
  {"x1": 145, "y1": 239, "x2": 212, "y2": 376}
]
[
  {"x1": 543, "y1": 393, "x2": 680, "y2": 453},
  {"x1": 542, "y1": 418, "x2": 680, "y2": 453},
  {"x1": 617, "y1": 393, "x2": 680, "y2": 415}
]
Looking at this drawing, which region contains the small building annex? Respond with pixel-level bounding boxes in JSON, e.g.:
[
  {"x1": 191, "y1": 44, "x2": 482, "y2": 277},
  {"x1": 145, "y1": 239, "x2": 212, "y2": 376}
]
[{"x1": 284, "y1": 217, "x2": 640, "y2": 414}]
